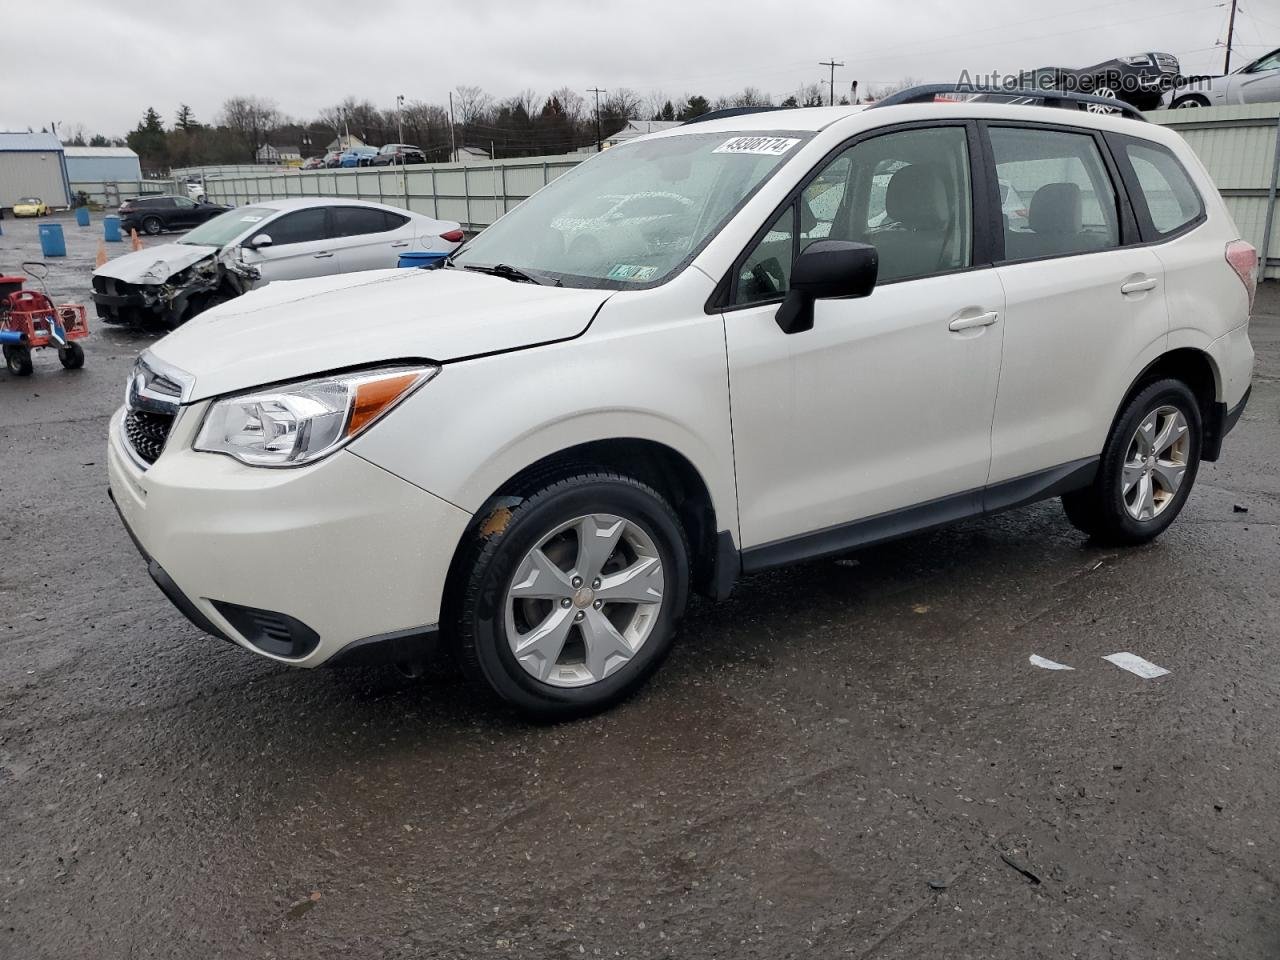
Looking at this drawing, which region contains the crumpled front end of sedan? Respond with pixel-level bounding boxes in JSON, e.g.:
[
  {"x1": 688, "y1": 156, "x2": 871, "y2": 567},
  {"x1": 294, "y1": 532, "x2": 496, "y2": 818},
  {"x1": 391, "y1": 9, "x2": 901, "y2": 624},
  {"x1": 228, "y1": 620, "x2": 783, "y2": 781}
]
[{"x1": 92, "y1": 250, "x2": 257, "y2": 328}]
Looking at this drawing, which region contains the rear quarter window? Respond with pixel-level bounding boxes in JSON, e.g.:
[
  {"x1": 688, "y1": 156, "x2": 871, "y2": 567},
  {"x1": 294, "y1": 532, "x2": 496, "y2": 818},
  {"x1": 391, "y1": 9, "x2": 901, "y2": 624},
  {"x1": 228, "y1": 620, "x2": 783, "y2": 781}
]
[{"x1": 1120, "y1": 140, "x2": 1204, "y2": 238}]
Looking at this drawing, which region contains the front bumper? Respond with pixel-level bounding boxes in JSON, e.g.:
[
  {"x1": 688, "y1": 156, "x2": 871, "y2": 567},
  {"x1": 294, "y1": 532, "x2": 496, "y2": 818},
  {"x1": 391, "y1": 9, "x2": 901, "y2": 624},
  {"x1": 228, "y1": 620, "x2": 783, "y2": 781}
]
[{"x1": 107, "y1": 407, "x2": 471, "y2": 667}]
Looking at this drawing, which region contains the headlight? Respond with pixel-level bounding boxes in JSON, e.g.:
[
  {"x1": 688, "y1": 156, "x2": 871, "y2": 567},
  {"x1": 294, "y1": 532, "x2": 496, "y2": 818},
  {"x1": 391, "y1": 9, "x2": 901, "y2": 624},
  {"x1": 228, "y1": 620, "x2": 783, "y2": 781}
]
[
  {"x1": 194, "y1": 364, "x2": 438, "y2": 467},
  {"x1": 1121, "y1": 54, "x2": 1153, "y2": 66}
]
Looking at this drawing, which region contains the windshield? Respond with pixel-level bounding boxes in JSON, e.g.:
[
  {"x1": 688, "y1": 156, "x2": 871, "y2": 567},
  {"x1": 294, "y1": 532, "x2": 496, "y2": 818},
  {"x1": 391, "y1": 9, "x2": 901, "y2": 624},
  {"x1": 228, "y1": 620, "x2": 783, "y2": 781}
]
[
  {"x1": 19, "y1": 197, "x2": 39, "y2": 204},
  {"x1": 179, "y1": 206, "x2": 276, "y2": 247},
  {"x1": 452, "y1": 130, "x2": 809, "y2": 288}
]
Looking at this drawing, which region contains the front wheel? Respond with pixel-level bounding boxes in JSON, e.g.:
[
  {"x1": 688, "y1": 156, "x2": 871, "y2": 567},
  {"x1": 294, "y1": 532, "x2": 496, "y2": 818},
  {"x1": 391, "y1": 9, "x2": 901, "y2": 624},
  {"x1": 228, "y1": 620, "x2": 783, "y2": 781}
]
[
  {"x1": 1172, "y1": 94, "x2": 1210, "y2": 109},
  {"x1": 451, "y1": 473, "x2": 690, "y2": 719},
  {"x1": 58, "y1": 342, "x2": 84, "y2": 369},
  {"x1": 1062, "y1": 379, "x2": 1202, "y2": 545}
]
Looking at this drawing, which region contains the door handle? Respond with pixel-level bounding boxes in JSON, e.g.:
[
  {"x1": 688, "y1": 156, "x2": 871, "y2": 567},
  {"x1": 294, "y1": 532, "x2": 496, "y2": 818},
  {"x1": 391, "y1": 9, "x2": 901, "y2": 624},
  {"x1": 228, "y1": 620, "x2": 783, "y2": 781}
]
[
  {"x1": 313, "y1": 251, "x2": 335, "y2": 259},
  {"x1": 391, "y1": 241, "x2": 410, "y2": 248},
  {"x1": 948, "y1": 310, "x2": 999, "y2": 332},
  {"x1": 1121, "y1": 277, "x2": 1158, "y2": 295}
]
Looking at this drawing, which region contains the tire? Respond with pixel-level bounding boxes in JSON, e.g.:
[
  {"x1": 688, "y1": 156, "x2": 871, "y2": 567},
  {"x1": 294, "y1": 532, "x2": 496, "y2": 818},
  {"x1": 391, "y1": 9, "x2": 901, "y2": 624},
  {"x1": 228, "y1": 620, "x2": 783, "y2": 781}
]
[
  {"x1": 451, "y1": 472, "x2": 690, "y2": 719},
  {"x1": 142, "y1": 216, "x2": 162, "y2": 236},
  {"x1": 58, "y1": 342, "x2": 84, "y2": 369},
  {"x1": 1062, "y1": 379, "x2": 1202, "y2": 545},
  {"x1": 1172, "y1": 94, "x2": 1210, "y2": 109},
  {"x1": 3, "y1": 345, "x2": 33, "y2": 376},
  {"x1": 1085, "y1": 85, "x2": 1122, "y2": 115}
]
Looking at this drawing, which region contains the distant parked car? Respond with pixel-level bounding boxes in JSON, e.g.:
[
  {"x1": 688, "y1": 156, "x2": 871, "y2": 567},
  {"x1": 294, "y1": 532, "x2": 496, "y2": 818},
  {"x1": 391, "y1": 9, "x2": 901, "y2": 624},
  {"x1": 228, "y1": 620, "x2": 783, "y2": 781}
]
[
  {"x1": 12, "y1": 197, "x2": 49, "y2": 217},
  {"x1": 322, "y1": 151, "x2": 344, "y2": 168},
  {"x1": 184, "y1": 180, "x2": 206, "y2": 202},
  {"x1": 92, "y1": 198, "x2": 464, "y2": 327},
  {"x1": 1021, "y1": 53, "x2": 1180, "y2": 112},
  {"x1": 118, "y1": 195, "x2": 231, "y2": 236},
  {"x1": 369, "y1": 143, "x2": 428, "y2": 166},
  {"x1": 302, "y1": 156, "x2": 325, "y2": 170},
  {"x1": 340, "y1": 146, "x2": 378, "y2": 167},
  {"x1": 1167, "y1": 47, "x2": 1280, "y2": 108}
]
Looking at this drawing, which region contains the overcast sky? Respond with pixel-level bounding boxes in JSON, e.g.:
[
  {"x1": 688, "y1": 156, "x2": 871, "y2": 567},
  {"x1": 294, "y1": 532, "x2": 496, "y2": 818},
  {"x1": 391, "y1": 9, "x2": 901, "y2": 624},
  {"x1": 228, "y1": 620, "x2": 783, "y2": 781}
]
[{"x1": 2, "y1": 0, "x2": 1272, "y2": 137}]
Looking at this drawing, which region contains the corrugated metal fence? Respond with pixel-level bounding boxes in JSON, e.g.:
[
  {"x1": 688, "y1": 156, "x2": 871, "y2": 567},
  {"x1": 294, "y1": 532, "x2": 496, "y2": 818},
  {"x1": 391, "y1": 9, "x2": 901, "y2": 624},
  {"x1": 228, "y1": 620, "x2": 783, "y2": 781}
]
[
  {"x1": 71, "y1": 179, "x2": 167, "y2": 206},
  {"x1": 175, "y1": 155, "x2": 586, "y2": 232},
  {"x1": 177, "y1": 107, "x2": 1280, "y2": 274},
  {"x1": 1149, "y1": 103, "x2": 1280, "y2": 278}
]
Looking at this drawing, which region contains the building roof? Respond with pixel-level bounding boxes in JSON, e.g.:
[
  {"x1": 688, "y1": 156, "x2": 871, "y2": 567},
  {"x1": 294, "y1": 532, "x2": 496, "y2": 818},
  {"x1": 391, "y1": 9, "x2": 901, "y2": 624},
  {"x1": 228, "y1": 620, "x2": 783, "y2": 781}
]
[
  {"x1": 64, "y1": 145, "x2": 138, "y2": 158},
  {"x1": 604, "y1": 120, "x2": 682, "y2": 144},
  {"x1": 0, "y1": 131, "x2": 63, "y2": 152}
]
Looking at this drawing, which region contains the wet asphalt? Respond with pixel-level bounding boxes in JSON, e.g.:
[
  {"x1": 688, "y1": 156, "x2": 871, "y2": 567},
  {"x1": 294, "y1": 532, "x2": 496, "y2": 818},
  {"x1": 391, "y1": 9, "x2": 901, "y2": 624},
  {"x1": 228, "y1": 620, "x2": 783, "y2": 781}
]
[{"x1": 1, "y1": 212, "x2": 1278, "y2": 958}]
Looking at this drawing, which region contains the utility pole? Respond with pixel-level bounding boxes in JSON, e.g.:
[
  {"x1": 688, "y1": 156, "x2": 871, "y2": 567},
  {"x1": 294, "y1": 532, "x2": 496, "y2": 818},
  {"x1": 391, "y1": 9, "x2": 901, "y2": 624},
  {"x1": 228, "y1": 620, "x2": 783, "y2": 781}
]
[
  {"x1": 1223, "y1": 0, "x2": 1239, "y2": 74},
  {"x1": 448, "y1": 91, "x2": 457, "y2": 163},
  {"x1": 819, "y1": 58, "x2": 844, "y2": 106},
  {"x1": 396, "y1": 94, "x2": 405, "y2": 144},
  {"x1": 588, "y1": 87, "x2": 606, "y2": 152}
]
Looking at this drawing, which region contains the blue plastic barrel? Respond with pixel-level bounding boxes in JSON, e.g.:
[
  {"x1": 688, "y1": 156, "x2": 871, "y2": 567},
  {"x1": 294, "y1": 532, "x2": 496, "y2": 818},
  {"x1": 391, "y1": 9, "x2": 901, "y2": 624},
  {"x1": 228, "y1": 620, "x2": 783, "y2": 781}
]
[
  {"x1": 0, "y1": 330, "x2": 24, "y2": 346},
  {"x1": 103, "y1": 215, "x2": 121, "y2": 242},
  {"x1": 397, "y1": 251, "x2": 447, "y2": 269},
  {"x1": 75, "y1": 206, "x2": 91, "y2": 227},
  {"x1": 38, "y1": 223, "x2": 66, "y2": 257}
]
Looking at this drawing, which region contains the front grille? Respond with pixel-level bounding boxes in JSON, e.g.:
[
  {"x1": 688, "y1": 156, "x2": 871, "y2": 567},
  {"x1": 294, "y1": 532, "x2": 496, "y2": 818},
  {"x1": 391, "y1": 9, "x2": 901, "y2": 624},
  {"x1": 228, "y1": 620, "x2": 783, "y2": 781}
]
[
  {"x1": 1155, "y1": 53, "x2": 1179, "y2": 74},
  {"x1": 124, "y1": 409, "x2": 174, "y2": 465}
]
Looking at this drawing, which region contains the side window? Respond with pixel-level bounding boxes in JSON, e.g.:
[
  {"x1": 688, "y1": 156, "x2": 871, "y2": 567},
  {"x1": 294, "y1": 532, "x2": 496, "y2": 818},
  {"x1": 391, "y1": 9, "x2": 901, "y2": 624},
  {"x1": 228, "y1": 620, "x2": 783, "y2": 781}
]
[
  {"x1": 736, "y1": 207, "x2": 794, "y2": 304},
  {"x1": 262, "y1": 208, "x2": 329, "y2": 246},
  {"x1": 732, "y1": 125, "x2": 972, "y2": 302},
  {"x1": 333, "y1": 206, "x2": 395, "y2": 237},
  {"x1": 1122, "y1": 140, "x2": 1203, "y2": 237},
  {"x1": 988, "y1": 126, "x2": 1120, "y2": 262},
  {"x1": 385, "y1": 211, "x2": 410, "y2": 230},
  {"x1": 173, "y1": 197, "x2": 196, "y2": 209}
]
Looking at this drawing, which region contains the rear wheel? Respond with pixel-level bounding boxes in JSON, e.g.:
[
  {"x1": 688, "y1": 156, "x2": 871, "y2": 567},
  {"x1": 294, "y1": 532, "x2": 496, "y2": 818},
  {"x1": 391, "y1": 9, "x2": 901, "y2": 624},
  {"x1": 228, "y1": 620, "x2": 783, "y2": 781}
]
[
  {"x1": 58, "y1": 342, "x2": 84, "y2": 369},
  {"x1": 451, "y1": 473, "x2": 689, "y2": 719},
  {"x1": 142, "y1": 216, "x2": 162, "y2": 236},
  {"x1": 3, "y1": 345, "x2": 33, "y2": 376},
  {"x1": 1085, "y1": 85, "x2": 1122, "y2": 114},
  {"x1": 1062, "y1": 379, "x2": 1202, "y2": 544}
]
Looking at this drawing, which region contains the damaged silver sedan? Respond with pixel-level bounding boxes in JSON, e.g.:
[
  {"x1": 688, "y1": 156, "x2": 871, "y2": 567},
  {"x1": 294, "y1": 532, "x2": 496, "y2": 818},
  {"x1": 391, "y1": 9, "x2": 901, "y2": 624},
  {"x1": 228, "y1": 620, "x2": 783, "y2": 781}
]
[{"x1": 91, "y1": 198, "x2": 463, "y2": 328}]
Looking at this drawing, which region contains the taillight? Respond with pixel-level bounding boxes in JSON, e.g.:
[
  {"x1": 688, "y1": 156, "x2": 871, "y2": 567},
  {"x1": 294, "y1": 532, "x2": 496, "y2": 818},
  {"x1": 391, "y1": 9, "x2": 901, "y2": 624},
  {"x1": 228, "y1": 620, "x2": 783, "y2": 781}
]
[
  {"x1": 439, "y1": 229, "x2": 464, "y2": 243},
  {"x1": 1225, "y1": 239, "x2": 1258, "y2": 309}
]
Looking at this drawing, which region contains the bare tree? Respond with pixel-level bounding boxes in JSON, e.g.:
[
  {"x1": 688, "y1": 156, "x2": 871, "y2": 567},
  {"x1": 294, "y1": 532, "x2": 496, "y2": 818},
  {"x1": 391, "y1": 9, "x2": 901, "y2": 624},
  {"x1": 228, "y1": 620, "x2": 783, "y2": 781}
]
[
  {"x1": 549, "y1": 86, "x2": 585, "y2": 125},
  {"x1": 453, "y1": 85, "x2": 493, "y2": 126},
  {"x1": 220, "y1": 96, "x2": 281, "y2": 159},
  {"x1": 867, "y1": 76, "x2": 921, "y2": 101}
]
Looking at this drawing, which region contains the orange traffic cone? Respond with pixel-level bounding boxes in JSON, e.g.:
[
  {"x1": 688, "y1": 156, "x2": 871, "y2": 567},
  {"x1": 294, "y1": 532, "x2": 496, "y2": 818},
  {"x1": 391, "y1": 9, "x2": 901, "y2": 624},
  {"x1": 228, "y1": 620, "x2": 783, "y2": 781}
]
[
  {"x1": 95, "y1": 241, "x2": 108, "y2": 268},
  {"x1": 130, "y1": 228, "x2": 142, "y2": 251}
]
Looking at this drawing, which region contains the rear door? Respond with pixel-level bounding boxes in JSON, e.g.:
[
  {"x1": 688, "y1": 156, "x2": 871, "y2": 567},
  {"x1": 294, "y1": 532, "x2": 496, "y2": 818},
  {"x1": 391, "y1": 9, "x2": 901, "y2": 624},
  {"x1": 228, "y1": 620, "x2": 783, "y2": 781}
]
[
  {"x1": 169, "y1": 197, "x2": 202, "y2": 229},
  {"x1": 984, "y1": 122, "x2": 1168, "y2": 486},
  {"x1": 241, "y1": 207, "x2": 340, "y2": 282},
  {"x1": 332, "y1": 206, "x2": 414, "y2": 271}
]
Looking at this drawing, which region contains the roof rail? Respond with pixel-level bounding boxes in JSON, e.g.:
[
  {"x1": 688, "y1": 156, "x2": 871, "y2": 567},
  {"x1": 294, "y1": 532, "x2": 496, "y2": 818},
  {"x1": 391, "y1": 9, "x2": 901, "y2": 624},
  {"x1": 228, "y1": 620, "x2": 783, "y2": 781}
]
[
  {"x1": 868, "y1": 83, "x2": 1148, "y2": 122},
  {"x1": 682, "y1": 106, "x2": 784, "y2": 125}
]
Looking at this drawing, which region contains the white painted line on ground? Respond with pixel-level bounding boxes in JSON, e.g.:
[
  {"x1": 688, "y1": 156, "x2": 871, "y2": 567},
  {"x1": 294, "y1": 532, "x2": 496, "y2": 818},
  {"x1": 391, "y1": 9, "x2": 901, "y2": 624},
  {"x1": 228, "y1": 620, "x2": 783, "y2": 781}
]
[
  {"x1": 1029, "y1": 654, "x2": 1075, "y2": 671},
  {"x1": 1103, "y1": 652, "x2": 1170, "y2": 679}
]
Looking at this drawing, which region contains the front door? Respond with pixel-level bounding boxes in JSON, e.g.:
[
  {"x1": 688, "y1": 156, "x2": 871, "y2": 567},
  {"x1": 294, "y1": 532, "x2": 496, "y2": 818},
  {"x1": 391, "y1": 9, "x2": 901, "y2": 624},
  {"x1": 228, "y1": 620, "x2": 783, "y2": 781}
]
[
  {"x1": 725, "y1": 124, "x2": 1006, "y2": 556},
  {"x1": 241, "y1": 207, "x2": 341, "y2": 283}
]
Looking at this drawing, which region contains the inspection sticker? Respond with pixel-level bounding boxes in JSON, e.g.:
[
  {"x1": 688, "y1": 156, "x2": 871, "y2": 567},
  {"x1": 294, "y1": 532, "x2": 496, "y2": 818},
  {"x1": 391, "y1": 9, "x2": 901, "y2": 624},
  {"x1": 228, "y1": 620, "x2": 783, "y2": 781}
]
[
  {"x1": 239, "y1": 215, "x2": 264, "y2": 222},
  {"x1": 607, "y1": 264, "x2": 659, "y2": 282},
  {"x1": 713, "y1": 136, "x2": 800, "y2": 156}
]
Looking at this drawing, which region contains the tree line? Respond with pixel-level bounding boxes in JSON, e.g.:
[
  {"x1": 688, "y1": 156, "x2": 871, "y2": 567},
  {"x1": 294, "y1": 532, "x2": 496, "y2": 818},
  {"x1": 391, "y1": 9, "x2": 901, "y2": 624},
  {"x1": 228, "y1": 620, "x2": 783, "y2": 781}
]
[{"x1": 74, "y1": 80, "x2": 883, "y2": 174}]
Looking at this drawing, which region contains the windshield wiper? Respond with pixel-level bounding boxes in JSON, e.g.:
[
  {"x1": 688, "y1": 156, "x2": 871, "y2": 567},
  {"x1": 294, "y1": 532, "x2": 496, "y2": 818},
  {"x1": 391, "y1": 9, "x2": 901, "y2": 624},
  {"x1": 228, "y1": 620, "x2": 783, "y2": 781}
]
[{"x1": 460, "y1": 262, "x2": 560, "y2": 286}]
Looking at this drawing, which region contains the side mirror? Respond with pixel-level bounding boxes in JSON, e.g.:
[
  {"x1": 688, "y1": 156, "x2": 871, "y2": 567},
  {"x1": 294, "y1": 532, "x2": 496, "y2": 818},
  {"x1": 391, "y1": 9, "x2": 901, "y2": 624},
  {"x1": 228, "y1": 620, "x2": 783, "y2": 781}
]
[
  {"x1": 775, "y1": 240, "x2": 878, "y2": 335},
  {"x1": 247, "y1": 233, "x2": 273, "y2": 249}
]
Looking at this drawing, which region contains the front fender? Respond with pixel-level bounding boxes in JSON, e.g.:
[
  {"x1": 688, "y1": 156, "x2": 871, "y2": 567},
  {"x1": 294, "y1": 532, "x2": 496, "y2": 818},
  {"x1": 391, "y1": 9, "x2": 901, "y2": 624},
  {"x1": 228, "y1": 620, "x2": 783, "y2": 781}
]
[{"x1": 349, "y1": 307, "x2": 739, "y2": 539}]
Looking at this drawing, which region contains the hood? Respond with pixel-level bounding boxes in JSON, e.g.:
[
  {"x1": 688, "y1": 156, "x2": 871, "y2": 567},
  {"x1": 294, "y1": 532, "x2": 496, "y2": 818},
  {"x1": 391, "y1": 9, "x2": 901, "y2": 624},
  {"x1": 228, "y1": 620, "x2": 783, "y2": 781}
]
[
  {"x1": 94, "y1": 243, "x2": 218, "y2": 284},
  {"x1": 148, "y1": 267, "x2": 611, "y2": 401}
]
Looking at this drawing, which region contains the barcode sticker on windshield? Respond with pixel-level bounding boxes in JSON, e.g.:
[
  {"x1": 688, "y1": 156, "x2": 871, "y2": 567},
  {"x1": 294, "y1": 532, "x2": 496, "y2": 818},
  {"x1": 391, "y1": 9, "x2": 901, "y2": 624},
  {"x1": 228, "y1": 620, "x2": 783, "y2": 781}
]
[
  {"x1": 240, "y1": 215, "x2": 264, "y2": 222},
  {"x1": 713, "y1": 136, "x2": 800, "y2": 156}
]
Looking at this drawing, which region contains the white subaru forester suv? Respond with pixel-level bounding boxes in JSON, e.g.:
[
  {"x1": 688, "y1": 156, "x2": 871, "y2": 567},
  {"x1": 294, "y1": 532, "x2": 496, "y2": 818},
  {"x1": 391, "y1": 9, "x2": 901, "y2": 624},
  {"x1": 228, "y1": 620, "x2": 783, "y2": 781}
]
[{"x1": 109, "y1": 89, "x2": 1255, "y2": 718}]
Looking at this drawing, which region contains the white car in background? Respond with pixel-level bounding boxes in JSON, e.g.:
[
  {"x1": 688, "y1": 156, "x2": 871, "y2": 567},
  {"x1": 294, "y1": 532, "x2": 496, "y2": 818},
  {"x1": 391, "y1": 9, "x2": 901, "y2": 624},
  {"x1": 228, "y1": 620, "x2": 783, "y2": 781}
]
[
  {"x1": 91, "y1": 198, "x2": 463, "y2": 328},
  {"x1": 1167, "y1": 46, "x2": 1280, "y2": 108}
]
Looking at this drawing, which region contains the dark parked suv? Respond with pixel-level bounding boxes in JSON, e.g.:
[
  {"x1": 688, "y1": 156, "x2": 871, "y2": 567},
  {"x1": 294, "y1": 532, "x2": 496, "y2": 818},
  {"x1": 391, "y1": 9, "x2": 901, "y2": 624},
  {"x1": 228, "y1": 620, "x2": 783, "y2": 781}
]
[
  {"x1": 369, "y1": 143, "x2": 428, "y2": 166},
  {"x1": 118, "y1": 195, "x2": 230, "y2": 236}
]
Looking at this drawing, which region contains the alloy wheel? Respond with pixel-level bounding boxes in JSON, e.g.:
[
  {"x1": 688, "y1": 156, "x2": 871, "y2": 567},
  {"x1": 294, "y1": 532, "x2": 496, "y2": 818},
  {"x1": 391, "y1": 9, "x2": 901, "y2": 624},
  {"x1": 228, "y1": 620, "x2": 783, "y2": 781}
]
[
  {"x1": 1086, "y1": 86, "x2": 1121, "y2": 114},
  {"x1": 504, "y1": 513, "x2": 665, "y2": 687},
  {"x1": 1122, "y1": 405, "x2": 1189, "y2": 521}
]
